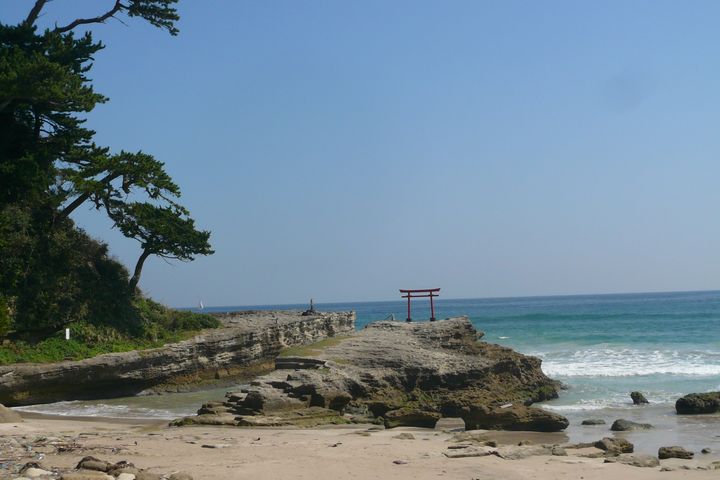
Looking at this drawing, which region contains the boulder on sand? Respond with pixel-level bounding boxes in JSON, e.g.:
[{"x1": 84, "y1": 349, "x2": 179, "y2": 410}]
[
  {"x1": 675, "y1": 392, "x2": 720, "y2": 414},
  {"x1": 610, "y1": 419, "x2": 653, "y2": 431},
  {"x1": 594, "y1": 437, "x2": 634, "y2": 455},
  {"x1": 658, "y1": 446, "x2": 694, "y2": 460},
  {"x1": 630, "y1": 391, "x2": 649, "y2": 405}
]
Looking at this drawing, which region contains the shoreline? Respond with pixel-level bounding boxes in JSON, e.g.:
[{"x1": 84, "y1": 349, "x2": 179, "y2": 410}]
[{"x1": 2, "y1": 416, "x2": 719, "y2": 479}]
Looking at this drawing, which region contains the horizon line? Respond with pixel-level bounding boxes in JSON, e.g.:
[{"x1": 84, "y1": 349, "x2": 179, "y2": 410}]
[{"x1": 177, "y1": 288, "x2": 720, "y2": 310}]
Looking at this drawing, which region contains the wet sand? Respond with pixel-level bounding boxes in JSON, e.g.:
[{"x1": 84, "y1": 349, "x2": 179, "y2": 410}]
[{"x1": 1, "y1": 414, "x2": 718, "y2": 479}]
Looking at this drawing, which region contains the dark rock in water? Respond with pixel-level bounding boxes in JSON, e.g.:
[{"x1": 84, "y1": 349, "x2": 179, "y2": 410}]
[
  {"x1": 605, "y1": 454, "x2": 659, "y2": 468},
  {"x1": 676, "y1": 392, "x2": 720, "y2": 414},
  {"x1": 173, "y1": 318, "x2": 563, "y2": 429},
  {"x1": 630, "y1": 391, "x2": 649, "y2": 405},
  {"x1": 461, "y1": 405, "x2": 569, "y2": 432},
  {"x1": 702, "y1": 448, "x2": 712, "y2": 454},
  {"x1": 581, "y1": 418, "x2": 606, "y2": 425},
  {"x1": 384, "y1": 408, "x2": 441, "y2": 429},
  {"x1": 594, "y1": 437, "x2": 634, "y2": 455},
  {"x1": 0, "y1": 403, "x2": 22, "y2": 423},
  {"x1": 658, "y1": 446, "x2": 694, "y2": 460},
  {"x1": 610, "y1": 419, "x2": 654, "y2": 431}
]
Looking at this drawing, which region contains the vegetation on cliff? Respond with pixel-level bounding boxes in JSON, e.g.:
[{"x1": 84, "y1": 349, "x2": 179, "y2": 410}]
[{"x1": 0, "y1": 1, "x2": 215, "y2": 348}]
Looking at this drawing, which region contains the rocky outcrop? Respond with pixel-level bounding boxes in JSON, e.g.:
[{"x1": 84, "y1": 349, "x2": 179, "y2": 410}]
[
  {"x1": 676, "y1": 392, "x2": 720, "y2": 414},
  {"x1": 610, "y1": 419, "x2": 653, "y2": 431},
  {"x1": 658, "y1": 446, "x2": 694, "y2": 460},
  {"x1": 461, "y1": 404, "x2": 569, "y2": 432},
  {"x1": 630, "y1": 391, "x2": 648, "y2": 405},
  {"x1": 0, "y1": 311, "x2": 355, "y2": 406},
  {"x1": 175, "y1": 317, "x2": 564, "y2": 431}
]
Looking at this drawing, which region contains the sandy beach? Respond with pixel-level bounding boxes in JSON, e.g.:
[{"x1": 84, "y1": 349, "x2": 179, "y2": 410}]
[{"x1": 1, "y1": 414, "x2": 718, "y2": 480}]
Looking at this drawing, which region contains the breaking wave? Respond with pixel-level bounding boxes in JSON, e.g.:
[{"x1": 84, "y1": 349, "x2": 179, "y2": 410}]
[{"x1": 536, "y1": 348, "x2": 720, "y2": 377}]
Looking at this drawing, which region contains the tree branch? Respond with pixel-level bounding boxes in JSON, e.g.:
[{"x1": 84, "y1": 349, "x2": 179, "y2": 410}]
[
  {"x1": 24, "y1": 0, "x2": 48, "y2": 27},
  {"x1": 54, "y1": 1, "x2": 125, "y2": 34},
  {"x1": 54, "y1": 171, "x2": 121, "y2": 224}
]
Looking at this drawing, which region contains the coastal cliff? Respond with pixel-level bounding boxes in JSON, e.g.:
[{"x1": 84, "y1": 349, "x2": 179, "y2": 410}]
[
  {"x1": 177, "y1": 317, "x2": 567, "y2": 431},
  {"x1": 0, "y1": 311, "x2": 355, "y2": 406}
]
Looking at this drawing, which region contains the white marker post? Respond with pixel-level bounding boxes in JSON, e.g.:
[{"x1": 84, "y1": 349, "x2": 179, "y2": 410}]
[{"x1": 65, "y1": 328, "x2": 70, "y2": 340}]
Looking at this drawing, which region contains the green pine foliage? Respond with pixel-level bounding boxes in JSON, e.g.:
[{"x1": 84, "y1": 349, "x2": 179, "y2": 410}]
[{"x1": 0, "y1": 1, "x2": 216, "y2": 357}]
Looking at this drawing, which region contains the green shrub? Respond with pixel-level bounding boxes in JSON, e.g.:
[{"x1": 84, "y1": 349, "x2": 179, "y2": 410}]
[{"x1": 0, "y1": 296, "x2": 11, "y2": 337}]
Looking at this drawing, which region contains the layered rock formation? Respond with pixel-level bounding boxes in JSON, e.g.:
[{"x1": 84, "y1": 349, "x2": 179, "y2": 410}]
[
  {"x1": 0, "y1": 311, "x2": 354, "y2": 406},
  {"x1": 176, "y1": 317, "x2": 566, "y2": 431}
]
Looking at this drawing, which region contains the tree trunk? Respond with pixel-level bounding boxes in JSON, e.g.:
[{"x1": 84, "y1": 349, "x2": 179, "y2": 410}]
[{"x1": 129, "y1": 249, "x2": 151, "y2": 294}]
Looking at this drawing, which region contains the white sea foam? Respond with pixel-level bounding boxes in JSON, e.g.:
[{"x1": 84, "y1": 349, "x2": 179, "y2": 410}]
[
  {"x1": 14, "y1": 401, "x2": 187, "y2": 419},
  {"x1": 535, "y1": 348, "x2": 720, "y2": 377}
]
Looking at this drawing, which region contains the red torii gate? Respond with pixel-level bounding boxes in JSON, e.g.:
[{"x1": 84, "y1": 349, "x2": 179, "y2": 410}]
[{"x1": 400, "y1": 288, "x2": 440, "y2": 322}]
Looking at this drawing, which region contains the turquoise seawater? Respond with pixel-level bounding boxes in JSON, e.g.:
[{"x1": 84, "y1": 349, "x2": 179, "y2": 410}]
[{"x1": 17, "y1": 290, "x2": 720, "y2": 453}]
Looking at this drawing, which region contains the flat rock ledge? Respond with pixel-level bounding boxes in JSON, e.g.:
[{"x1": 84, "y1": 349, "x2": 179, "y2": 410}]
[
  {"x1": 0, "y1": 311, "x2": 354, "y2": 406},
  {"x1": 173, "y1": 317, "x2": 566, "y2": 431}
]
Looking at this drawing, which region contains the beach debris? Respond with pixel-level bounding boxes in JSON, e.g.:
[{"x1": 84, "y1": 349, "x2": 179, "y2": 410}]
[
  {"x1": 610, "y1": 419, "x2": 653, "y2": 431},
  {"x1": 580, "y1": 419, "x2": 605, "y2": 425},
  {"x1": 658, "y1": 446, "x2": 694, "y2": 460},
  {"x1": 604, "y1": 454, "x2": 659, "y2": 468},
  {"x1": 392, "y1": 460, "x2": 409, "y2": 465},
  {"x1": 499, "y1": 403, "x2": 513, "y2": 409},
  {"x1": 675, "y1": 392, "x2": 720, "y2": 414},
  {"x1": 594, "y1": 437, "x2": 633, "y2": 455},
  {"x1": 392, "y1": 433, "x2": 415, "y2": 440},
  {"x1": 630, "y1": 391, "x2": 649, "y2": 405},
  {"x1": 329, "y1": 442, "x2": 342, "y2": 447},
  {"x1": 200, "y1": 444, "x2": 230, "y2": 449}
]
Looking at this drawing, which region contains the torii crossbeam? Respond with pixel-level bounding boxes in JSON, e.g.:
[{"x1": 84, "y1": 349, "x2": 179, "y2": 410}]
[{"x1": 400, "y1": 288, "x2": 440, "y2": 322}]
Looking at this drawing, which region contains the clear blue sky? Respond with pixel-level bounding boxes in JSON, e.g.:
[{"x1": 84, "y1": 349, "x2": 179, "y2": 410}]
[{"x1": 4, "y1": 1, "x2": 720, "y2": 306}]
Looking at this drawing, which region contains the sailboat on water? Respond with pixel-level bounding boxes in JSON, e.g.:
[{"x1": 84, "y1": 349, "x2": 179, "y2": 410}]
[{"x1": 198, "y1": 300, "x2": 204, "y2": 311}]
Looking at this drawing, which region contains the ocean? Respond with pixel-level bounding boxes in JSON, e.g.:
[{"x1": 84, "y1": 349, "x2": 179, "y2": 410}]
[{"x1": 17, "y1": 290, "x2": 720, "y2": 454}]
